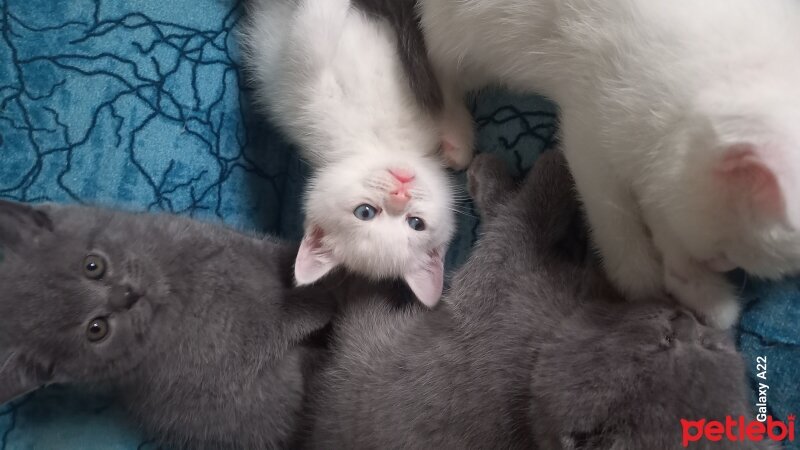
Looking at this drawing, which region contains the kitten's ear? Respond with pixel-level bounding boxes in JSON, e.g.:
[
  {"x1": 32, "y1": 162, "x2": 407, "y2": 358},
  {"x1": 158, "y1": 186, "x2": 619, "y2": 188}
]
[
  {"x1": 0, "y1": 200, "x2": 54, "y2": 244},
  {"x1": 295, "y1": 226, "x2": 338, "y2": 285},
  {"x1": 0, "y1": 351, "x2": 49, "y2": 405},
  {"x1": 715, "y1": 144, "x2": 799, "y2": 226},
  {"x1": 404, "y1": 247, "x2": 445, "y2": 307}
]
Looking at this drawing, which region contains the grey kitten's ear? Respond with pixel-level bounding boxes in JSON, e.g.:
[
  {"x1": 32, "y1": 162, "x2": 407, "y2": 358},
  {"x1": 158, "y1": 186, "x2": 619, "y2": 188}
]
[
  {"x1": 0, "y1": 351, "x2": 51, "y2": 405},
  {"x1": 295, "y1": 226, "x2": 339, "y2": 285},
  {"x1": 0, "y1": 200, "x2": 54, "y2": 245},
  {"x1": 466, "y1": 153, "x2": 515, "y2": 220}
]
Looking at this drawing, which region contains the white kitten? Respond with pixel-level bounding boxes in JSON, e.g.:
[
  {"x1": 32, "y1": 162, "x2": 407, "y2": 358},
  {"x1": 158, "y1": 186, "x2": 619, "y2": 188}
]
[
  {"x1": 416, "y1": 0, "x2": 800, "y2": 326},
  {"x1": 242, "y1": 0, "x2": 455, "y2": 306}
]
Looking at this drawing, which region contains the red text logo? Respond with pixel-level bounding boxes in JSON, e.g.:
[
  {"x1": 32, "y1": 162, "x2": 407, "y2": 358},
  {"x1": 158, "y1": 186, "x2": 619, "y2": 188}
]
[{"x1": 681, "y1": 415, "x2": 795, "y2": 447}]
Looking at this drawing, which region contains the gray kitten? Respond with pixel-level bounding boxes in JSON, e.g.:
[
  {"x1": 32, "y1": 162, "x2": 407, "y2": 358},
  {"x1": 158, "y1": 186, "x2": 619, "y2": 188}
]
[
  {"x1": 304, "y1": 152, "x2": 765, "y2": 449},
  {"x1": 0, "y1": 200, "x2": 337, "y2": 449}
]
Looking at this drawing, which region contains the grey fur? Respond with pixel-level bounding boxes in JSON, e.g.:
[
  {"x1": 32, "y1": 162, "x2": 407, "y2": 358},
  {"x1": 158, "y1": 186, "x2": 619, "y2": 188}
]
[
  {"x1": 304, "y1": 152, "x2": 765, "y2": 449},
  {"x1": 350, "y1": 0, "x2": 443, "y2": 112},
  {"x1": 0, "y1": 201, "x2": 337, "y2": 449}
]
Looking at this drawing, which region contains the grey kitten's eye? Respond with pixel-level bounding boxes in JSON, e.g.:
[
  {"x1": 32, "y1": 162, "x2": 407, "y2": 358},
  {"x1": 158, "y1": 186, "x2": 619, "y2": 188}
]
[
  {"x1": 83, "y1": 254, "x2": 107, "y2": 279},
  {"x1": 86, "y1": 318, "x2": 109, "y2": 342},
  {"x1": 354, "y1": 204, "x2": 378, "y2": 221},
  {"x1": 407, "y1": 216, "x2": 425, "y2": 231}
]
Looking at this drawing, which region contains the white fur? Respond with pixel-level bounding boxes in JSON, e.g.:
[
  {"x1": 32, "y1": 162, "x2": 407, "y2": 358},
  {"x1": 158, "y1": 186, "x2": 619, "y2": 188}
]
[
  {"x1": 242, "y1": 0, "x2": 455, "y2": 305},
  {"x1": 418, "y1": 0, "x2": 800, "y2": 327}
]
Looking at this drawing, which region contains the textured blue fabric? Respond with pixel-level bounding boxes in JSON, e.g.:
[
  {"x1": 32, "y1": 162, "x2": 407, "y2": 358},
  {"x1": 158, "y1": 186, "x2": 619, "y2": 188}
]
[{"x1": 0, "y1": 0, "x2": 796, "y2": 448}]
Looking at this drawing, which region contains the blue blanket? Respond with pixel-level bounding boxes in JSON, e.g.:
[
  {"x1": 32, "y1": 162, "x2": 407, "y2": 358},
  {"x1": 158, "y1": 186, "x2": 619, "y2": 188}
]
[{"x1": 0, "y1": 0, "x2": 797, "y2": 448}]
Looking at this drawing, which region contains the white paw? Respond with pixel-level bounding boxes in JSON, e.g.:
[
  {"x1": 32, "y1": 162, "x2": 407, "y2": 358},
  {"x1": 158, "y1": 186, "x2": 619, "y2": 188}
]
[
  {"x1": 698, "y1": 298, "x2": 741, "y2": 329},
  {"x1": 440, "y1": 140, "x2": 473, "y2": 171},
  {"x1": 664, "y1": 265, "x2": 740, "y2": 329},
  {"x1": 439, "y1": 103, "x2": 475, "y2": 170},
  {"x1": 603, "y1": 243, "x2": 665, "y2": 301}
]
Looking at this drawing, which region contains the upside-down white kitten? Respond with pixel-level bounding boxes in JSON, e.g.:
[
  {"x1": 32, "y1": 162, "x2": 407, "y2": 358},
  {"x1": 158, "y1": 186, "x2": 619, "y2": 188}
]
[
  {"x1": 413, "y1": 0, "x2": 800, "y2": 327},
  {"x1": 242, "y1": 0, "x2": 455, "y2": 306}
]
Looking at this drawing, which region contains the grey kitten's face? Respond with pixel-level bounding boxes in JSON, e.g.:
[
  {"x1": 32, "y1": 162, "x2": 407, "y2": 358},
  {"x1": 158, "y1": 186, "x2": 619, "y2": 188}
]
[
  {"x1": 532, "y1": 304, "x2": 746, "y2": 448},
  {"x1": 0, "y1": 201, "x2": 174, "y2": 392}
]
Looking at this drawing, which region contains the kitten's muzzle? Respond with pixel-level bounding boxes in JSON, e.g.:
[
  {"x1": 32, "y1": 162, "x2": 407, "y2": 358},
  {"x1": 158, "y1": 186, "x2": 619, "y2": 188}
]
[
  {"x1": 109, "y1": 284, "x2": 142, "y2": 310},
  {"x1": 386, "y1": 192, "x2": 410, "y2": 215}
]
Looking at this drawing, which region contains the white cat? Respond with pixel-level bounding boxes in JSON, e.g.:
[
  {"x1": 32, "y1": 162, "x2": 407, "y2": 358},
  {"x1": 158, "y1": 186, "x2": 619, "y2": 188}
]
[
  {"x1": 416, "y1": 0, "x2": 800, "y2": 327},
  {"x1": 242, "y1": 0, "x2": 455, "y2": 306}
]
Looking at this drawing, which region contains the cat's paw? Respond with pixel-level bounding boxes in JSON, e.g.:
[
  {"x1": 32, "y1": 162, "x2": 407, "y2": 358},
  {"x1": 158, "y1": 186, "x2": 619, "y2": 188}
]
[
  {"x1": 664, "y1": 265, "x2": 740, "y2": 329},
  {"x1": 602, "y1": 244, "x2": 665, "y2": 302},
  {"x1": 467, "y1": 153, "x2": 509, "y2": 193},
  {"x1": 467, "y1": 153, "x2": 513, "y2": 218},
  {"x1": 697, "y1": 298, "x2": 741, "y2": 329},
  {"x1": 439, "y1": 102, "x2": 475, "y2": 170},
  {"x1": 441, "y1": 140, "x2": 474, "y2": 170}
]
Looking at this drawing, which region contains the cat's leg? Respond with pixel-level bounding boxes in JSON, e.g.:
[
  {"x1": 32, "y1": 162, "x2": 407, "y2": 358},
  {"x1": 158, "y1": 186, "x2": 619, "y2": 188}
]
[
  {"x1": 647, "y1": 220, "x2": 740, "y2": 329},
  {"x1": 471, "y1": 149, "x2": 583, "y2": 259},
  {"x1": 466, "y1": 153, "x2": 515, "y2": 220},
  {"x1": 662, "y1": 257, "x2": 740, "y2": 329},
  {"x1": 511, "y1": 149, "x2": 582, "y2": 249},
  {"x1": 437, "y1": 74, "x2": 475, "y2": 171},
  {"x1": 567, "y1": 153, "x2": 665, "y2": 301}
]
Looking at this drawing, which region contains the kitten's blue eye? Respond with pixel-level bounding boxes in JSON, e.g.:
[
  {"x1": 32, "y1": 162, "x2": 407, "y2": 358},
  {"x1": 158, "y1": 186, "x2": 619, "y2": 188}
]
[
  {"x1": 407, "y1": 217, "x2": 425, "y2": 231},
  {"x1": 354, "y1": 204, "x2": 378, "y2": 221}
]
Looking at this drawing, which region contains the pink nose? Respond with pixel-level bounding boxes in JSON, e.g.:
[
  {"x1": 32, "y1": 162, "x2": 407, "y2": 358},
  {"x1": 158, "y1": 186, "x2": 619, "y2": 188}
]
[
  {"x1": 386, "y1": 192, "x2": 410, "y2": 214},
  {"x1": 389, "y1": 168, "x2": 415, "y2": 184}
]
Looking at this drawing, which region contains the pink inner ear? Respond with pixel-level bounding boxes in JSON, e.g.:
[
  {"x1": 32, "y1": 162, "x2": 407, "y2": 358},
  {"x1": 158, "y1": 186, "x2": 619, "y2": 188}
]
[
  {"x1": 294, "y1": 227, "x2": 338, "y2": 286},
  {"x1": 715, "y1": 144, "x2": 786, "y2": 221},
  {"x1": 404, "y1": 247, "x2": 445, "y2": 307}
]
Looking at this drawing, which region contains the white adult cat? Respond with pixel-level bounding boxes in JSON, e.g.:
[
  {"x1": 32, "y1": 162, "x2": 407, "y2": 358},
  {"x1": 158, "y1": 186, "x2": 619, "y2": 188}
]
[
  {"x1": 415, "y1": 0, "x2": 800, "y2": 327},
  {"x1": 243, "y1": 0, "x2": 455, "y2": 306}
]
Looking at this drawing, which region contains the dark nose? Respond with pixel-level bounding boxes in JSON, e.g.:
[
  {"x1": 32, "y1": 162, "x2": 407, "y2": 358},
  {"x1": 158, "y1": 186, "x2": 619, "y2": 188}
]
[{"x1": 110, "y1": 284, "x2": 142, "y2": 310}]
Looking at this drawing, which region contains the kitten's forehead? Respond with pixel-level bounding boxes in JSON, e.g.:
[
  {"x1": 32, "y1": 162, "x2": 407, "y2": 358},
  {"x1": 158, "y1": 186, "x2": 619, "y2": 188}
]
[
  {"x1": 31, "y1": 207, "x2": 185, "y2": 277},
  {"x1": 311, "y1": 210, "x2": 451, "y2": 279},
  {"x1": 44, "y1": 209, "x2": 130, "y2": 256}
]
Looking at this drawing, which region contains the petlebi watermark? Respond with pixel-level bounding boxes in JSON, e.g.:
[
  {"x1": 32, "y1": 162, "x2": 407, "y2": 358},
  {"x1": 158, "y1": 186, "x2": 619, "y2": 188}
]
[
  {"x1": 679, "y1": 355, "x2": 796, "y2": 447},
  {"x1": 680, "y1": 415, "x2": 796, "y2": 447}
]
